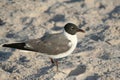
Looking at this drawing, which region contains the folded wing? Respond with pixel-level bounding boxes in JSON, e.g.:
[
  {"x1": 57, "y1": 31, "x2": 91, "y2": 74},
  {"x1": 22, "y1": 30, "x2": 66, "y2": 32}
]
[{"x1": 3, "y1": 33, "x2": 71, "y2": 55}]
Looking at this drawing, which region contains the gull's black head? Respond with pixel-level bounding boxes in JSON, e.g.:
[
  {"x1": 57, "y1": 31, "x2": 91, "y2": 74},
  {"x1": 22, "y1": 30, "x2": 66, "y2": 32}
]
[{"x1": 64, "y1": 23, "x2": 85, "y2": 35}]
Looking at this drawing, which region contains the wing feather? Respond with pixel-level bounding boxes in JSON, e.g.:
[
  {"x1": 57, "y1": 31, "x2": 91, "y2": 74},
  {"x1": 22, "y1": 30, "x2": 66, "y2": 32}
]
[{"x1": 26, "y1": 33, "x2": 71, "y2": 55}]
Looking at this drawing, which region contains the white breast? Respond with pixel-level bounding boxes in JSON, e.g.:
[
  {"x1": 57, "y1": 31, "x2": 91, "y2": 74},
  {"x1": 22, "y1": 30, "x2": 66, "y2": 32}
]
[{"x1": 49, "y1": 31, "x2": 77, "y2": 59}]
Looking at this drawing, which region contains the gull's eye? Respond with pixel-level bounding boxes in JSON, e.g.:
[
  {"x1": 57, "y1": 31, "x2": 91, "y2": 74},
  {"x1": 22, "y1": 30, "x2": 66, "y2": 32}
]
[{"x1": 71, "y1": 27, "x2": 74, "y2": 29}]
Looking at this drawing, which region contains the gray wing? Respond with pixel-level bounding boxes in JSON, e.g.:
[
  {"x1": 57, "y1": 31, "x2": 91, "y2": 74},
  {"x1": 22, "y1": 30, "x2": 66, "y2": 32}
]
[{"x1": 25, "y1": 33, "x2": 71, "y2": 55}]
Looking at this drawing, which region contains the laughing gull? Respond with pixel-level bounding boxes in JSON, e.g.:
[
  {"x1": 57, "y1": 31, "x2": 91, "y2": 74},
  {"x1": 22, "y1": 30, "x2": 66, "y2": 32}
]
[{"x1": 2, "y1": 23, "x2": 85, "y2": 71}]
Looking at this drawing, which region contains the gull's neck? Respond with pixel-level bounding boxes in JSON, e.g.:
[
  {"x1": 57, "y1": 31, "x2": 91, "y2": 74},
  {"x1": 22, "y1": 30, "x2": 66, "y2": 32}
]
[{"x1": 63, "y1": 29, "x2": 77, "y2": 42}]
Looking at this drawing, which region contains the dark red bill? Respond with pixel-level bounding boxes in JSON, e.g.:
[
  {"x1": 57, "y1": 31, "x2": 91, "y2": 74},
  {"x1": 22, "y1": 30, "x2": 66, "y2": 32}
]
[{"x1": 78, "y1": 29, "x2": 85, "y2": 33}]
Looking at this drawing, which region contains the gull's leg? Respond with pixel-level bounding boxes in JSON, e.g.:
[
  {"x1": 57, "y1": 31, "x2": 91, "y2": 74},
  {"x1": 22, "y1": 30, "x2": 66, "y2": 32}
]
[
  {"x1": 49, "y1": 58, "x2": 66, "y2": 73},
  {"x1": 50, "y1": 58, "x2": 54, "y2": 64},
  {"x1": 55, "y1": 60, "x2": 59, "y2": 71},
  {"x1": 49, "y1": 58, "x2": 66, "y2": 74},
  {"x1": 49, "y1": 58, "x2": 59, "y2": 71}
]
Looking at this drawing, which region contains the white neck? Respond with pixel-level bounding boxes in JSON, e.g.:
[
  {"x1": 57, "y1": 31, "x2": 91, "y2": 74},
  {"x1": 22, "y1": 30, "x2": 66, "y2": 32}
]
[{"x1": 63, "y1": 30, "x2": 77, "y2": 43}]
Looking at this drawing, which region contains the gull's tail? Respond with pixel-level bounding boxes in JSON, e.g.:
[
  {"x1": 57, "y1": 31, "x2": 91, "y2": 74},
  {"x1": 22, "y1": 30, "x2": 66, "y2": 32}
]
[{"x1": 2, "y1": 43, "x2": 33, "y2": 51}]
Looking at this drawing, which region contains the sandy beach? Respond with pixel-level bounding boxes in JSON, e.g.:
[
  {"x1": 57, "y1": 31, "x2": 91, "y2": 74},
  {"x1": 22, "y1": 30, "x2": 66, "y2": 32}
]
[{"x1": 0, "y1": 0, "x2": 120, "y2": 80}]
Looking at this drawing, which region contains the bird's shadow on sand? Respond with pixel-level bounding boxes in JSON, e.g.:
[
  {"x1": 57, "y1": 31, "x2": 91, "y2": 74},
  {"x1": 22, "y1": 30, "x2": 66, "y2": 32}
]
[
  {"x1": 0, "y1": 51, "x2": 13, "y2": 61},
  {"x1": 24, "y1": 64, "x2": 54, "y2": 80}
]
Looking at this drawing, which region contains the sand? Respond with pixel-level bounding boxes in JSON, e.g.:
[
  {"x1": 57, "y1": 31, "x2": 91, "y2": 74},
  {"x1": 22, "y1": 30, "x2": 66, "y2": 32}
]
[{"x1": 0, "y1": 0, "x2": 120, "y2": 80}]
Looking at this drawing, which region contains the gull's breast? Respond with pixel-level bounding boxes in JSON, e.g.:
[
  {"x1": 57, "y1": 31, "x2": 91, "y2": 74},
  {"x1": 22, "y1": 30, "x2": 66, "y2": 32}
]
[{"x1": 49, "y1": 33, "x2": 77, "y2": 59}]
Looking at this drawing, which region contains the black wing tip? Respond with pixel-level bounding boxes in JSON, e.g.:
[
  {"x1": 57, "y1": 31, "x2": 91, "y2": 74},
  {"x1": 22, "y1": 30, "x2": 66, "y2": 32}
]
[
  {"x1": 2, "y1": 44, "x2": 7, "y2": 47},
  {"x1": 2, "y1": 44, "x2": 12, "y2": 47},
  {"x1": 2, "y1": 43, "x2": 34, "y2": 51},
  {"x1": 2, "y1": 43, "x2": 25, "y2": 48}
]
